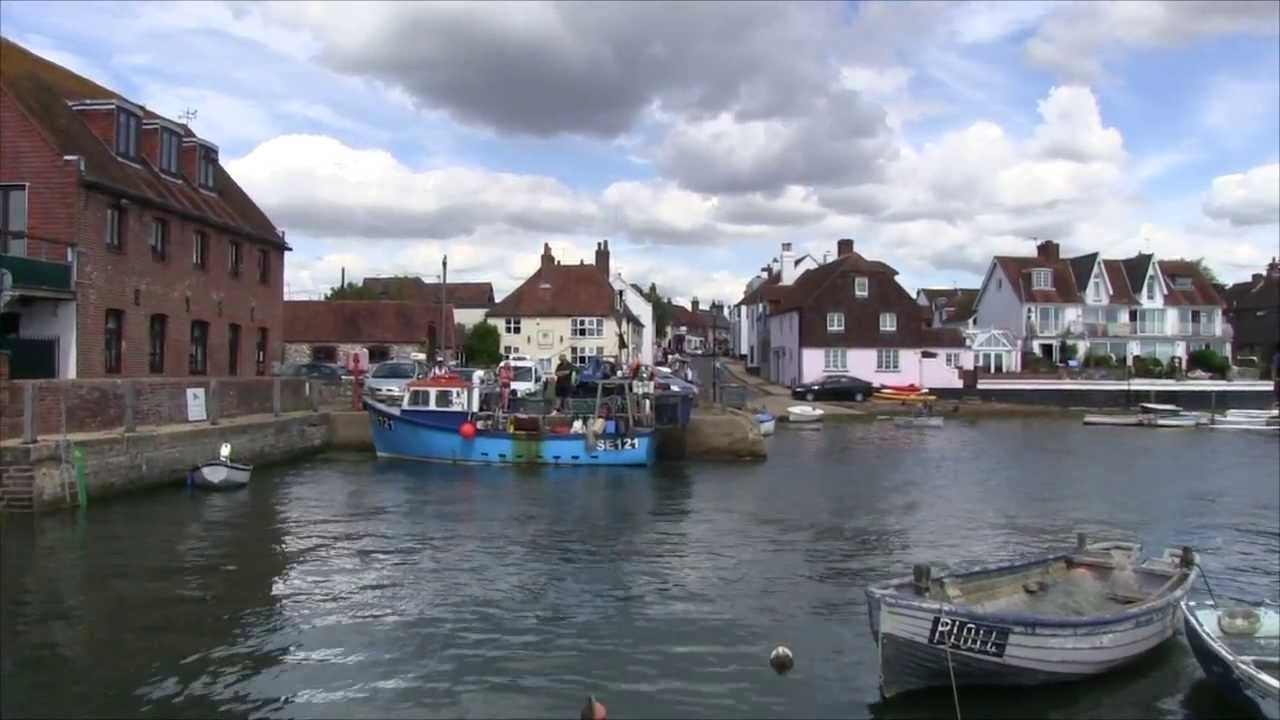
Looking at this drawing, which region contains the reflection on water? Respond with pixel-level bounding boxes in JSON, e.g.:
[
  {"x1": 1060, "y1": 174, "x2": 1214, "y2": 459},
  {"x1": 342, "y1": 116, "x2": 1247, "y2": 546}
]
[{"x1": 2, "y1": 418, "x2": 1277, "y2": 719}]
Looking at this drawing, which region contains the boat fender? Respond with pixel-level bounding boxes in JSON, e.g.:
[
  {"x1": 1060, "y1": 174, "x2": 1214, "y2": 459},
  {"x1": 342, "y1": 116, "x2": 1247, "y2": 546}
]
[
  {"x1": 769, "y1": 646, "x2": 794, "y2": 674},
  {"x1": 912, "y1": 564, "x2": 932, "y2": 597}
]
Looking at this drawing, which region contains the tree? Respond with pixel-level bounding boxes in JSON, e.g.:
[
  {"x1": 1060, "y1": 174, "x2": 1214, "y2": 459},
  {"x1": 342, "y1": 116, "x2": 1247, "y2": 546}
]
[
  {"x1": 1192, "y1": 258, "x2": 1220, "y2": 285},
  {"x1": 463, "y1": 320, "x2": 502, "y2": 367},
  {"x1": 324, "y1": 282, "x2": 379, "y2": 300},
  {"x1": 646, "y1": 282, "x2": 673, "y2": 338}
]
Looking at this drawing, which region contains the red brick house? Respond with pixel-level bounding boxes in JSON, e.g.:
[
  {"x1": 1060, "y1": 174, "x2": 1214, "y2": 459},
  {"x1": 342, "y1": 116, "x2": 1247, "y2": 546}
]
[
  {"x1": 0, "y1": 38, "x2": 287, "y2": 379},
  {"x1": 282, "y1": 300, "x2": 455, "y2": 365}
]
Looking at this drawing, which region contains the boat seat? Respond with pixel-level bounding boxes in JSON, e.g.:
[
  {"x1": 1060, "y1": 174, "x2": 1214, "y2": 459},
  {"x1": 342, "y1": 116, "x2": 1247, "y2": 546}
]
[{"x1": 1068, "y1": 554, "x2": 1117, "y2": 570}]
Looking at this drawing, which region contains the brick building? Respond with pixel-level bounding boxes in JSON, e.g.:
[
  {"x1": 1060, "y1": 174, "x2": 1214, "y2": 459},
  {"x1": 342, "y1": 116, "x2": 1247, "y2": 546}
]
[
  {"x1": 0, "y1": 38, "x2": 286, "y2": 379},
  {"x1": 282, "y1": 300, "x2": 455, "y2": 366}
]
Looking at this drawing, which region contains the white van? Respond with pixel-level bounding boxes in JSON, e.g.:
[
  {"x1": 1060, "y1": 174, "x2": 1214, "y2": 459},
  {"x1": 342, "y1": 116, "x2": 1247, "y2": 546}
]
[{"x1": 503, "y1": 354, "x2": 543, "y2": 397}]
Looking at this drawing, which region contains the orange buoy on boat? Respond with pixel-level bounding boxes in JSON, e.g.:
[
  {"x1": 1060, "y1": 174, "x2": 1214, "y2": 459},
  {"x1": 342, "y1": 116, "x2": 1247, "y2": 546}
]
[{"x1": 459, "y1": 421, "x2": 477, "y2": 440}]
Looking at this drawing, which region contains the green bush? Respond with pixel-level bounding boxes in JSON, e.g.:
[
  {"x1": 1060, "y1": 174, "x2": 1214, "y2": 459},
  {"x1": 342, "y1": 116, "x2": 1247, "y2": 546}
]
[
  {"x1": 1084, "y1": 353, "x2": 1116, "y2": 368},
  {"x1": 463, "y1": 321, "x2": 502, "y2": 367},
  {"x1": 1059, "y1": 340, "x2": 1078, "y2": 363},
  {"x1": 1187, "y1": 348, "x2": 1229, "y2": 376},
  {"x1": 1132, "y1": 356, "x2": 1171, "y2": 378}
]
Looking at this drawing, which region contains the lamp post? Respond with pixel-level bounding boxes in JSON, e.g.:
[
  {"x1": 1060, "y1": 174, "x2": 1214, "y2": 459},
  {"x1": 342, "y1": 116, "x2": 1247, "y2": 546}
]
[{"x1": 440, "y1": 255, "x2": 448, "y2": 363}]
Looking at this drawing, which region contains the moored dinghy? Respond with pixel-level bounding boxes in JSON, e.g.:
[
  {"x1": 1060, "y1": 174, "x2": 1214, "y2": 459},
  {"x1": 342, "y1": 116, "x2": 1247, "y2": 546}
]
[
  {"x1": 752, "y1": 412, "x2": 776, "y2": 436},
  {"x1": 786, "y1": 405, "x2": 824, "y2": 424},
  {"x1": 865, "y1": 535, "x2": 1199, "y2": 698},
  {"x1": 1183, "y1": 600, "x2": 1280, "y2": 720},
  {"x1": 192, "y1": 443, "x2": 252, "y2": 490}
]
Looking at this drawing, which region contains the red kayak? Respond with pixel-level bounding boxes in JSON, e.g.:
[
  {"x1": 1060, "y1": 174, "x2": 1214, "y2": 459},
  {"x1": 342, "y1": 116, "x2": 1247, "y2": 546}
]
[{"x1": 879, "y1": 383, "x2": 923, "y2": 393}]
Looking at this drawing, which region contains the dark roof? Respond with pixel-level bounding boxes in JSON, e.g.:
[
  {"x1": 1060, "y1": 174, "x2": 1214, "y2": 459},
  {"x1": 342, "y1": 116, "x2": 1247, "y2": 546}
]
[
  {"x1": 670, "y1": 304, "x2": 706, "y2": 330},
  {"x1": 488, "y1": 263, "x2": 616, "y2": 317},
  {"x1": 1121, "y1": 253, "x2": 1153, "y2": 299},
  {"x1": 1068, "y1": 253, "x2": 1099, "y2": 295},
  {"x1": 992, "y1": 256, "x2": 1082, "y2": 303},
  {"x1": 1157, "y1": 260, "x2": 1224, "y2": 307},
  {"x1": 1101, "y1": 260, "x2": 1138, "y2": 304},
  {"x1": 921, "y1": 288, "x2": 979, "y2": 324},
  {"x1": 0, "y1": 37, "x2": 284, "y2": 248},
  {"x1": 778, "y1": 252, "x2": 897, "y2": 313},
  {"x1": 1223, "y1": 270, "x2": 1280, "y2": 311},
  {"x1": 361, "y1": 277, "x2": 495, "y2": 308},
  {"x1": 737, "y1": 274, "x2": 779, "y2": 306},
  {"x1": 283, "y1": 301, "x2": 455, "y2": 344}
]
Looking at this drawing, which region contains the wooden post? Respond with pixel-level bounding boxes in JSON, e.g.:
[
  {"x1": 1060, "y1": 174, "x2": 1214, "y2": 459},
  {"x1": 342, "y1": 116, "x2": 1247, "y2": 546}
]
[
  {"x1": 22, "y1": 382, "x2": 36, "y2": 444},
  {"x1": 308, "y1": 380, "x2": 319, "y2": 412},
  {"x1": 272, "y1": 378, "x2": 282, "y2": 417},
  {"x1": 209, "y1": 379, "x2": 220, "y2": 426},
  {"x1": 123, "y1": 381, "x2": 136, "y2": 433}
]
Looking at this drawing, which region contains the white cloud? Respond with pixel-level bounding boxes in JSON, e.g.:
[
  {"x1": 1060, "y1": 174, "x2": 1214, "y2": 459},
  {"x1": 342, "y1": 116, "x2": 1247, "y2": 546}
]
[
  {"x1": 1203, "y1": 163, "x2": 1280, "y2": 226},
  {"x1": 1199, "y1": 75, "x2": 1280, "y2": 144}
]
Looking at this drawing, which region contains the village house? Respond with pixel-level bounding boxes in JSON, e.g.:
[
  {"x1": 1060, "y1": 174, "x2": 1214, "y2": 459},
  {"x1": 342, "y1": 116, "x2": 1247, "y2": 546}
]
[
  {"x1": 732, "y1": 242, "x2": 821, "y2": 371},
  {"x1": 282, "y1": 300, "x2": 455, "y2": 366},
  {"x1": 971, "y1": 240, "x2": 1229, "y2": 373},
  {"x1": 0, "y1": 38, "x2": 287, "y2": 379},
  {"x1": 1221, "y1": 258, "x2": 1280, "y2": 372},
  {"x1": 766, "y1": 238, "x2": 968, "y2": 388},
  {"x1": 360, "y1": 276, "x2": 494, "y2": 329},
  {"x1": 915, "y1": 288, "x2": 979, "y2": 329},
  {"x1": 612, "y1": 277, "x2": 655, "y2": 365},
  {"x1": 486, "y1": 241, "x2": 645, "y2": 371}
]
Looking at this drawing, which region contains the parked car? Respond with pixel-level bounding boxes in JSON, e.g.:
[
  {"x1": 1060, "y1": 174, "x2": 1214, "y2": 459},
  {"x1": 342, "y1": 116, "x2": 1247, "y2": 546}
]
[
  {"x1": 281, "y1": 362, "x2": 344, "y2": 383},
  {"x1": 363, "y1": 360, "x2": 423, "y2": 405},
  {"x1": 653, "y1": 366, "x2": 699, "y2": 397},
  {"x1": 791, "y1": 375, "x2": 874, "y2": 402}
]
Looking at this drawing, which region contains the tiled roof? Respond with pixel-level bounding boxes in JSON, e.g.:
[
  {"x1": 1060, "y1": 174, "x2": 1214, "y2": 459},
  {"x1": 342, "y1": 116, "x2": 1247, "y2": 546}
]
[
  {"x1": 1068, "y1": 253, "x2": 1099, "y2": 295},
  {"x1": 283, "y1": 301, "x2": 455, "y2": 345},
  {"x1": 1157, "y1": 260, "x2": 1224, "y2": 307},
  {"x1": 737, "y1": 274, "x2": 779, "y2": 306},
  {"x1": 0, "y1": 37, "x2": 283, "y2": 248},
  {"x1": 992, "y1": 256, "x2": 1082, "y2": 303},
  {"x1": 670, "y1": 304, "x2": 706, "y2": 330},
  {"x1": 1101, "y1": 260, "x2": 1138, "y2": 304},
  {"x1": 1223, "y1": 273, "x2": 1280, "y2": 311},
  {"x1": 918, "y1": 288, "x2": 979, "y2": 323},
  {"x1": 361, "y1": 277, "x2": 495, "y2": 308},
  {"x1": 778, "y1": 252, "x2": 896, "y2": 313},
  {"x1": 488, "y1": 263, "x2": 616, "y2": 317},
  {"x1": 1121, "y1": 253, "x2": 1153, "y2": 298}
]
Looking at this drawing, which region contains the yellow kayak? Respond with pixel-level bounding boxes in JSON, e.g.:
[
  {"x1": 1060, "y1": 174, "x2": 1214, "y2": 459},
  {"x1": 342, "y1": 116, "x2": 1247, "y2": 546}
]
[{"x1": 873, "y1": 392, "x2": 937, "y2": 402}]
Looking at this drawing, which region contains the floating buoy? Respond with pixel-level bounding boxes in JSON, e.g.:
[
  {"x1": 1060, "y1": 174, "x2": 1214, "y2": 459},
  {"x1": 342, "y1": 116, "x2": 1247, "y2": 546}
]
[
  {"x1": 579, "y1": 695, "x2": 607, "y2": 720},
  {"x1": 459, "y1": 421, "x2": 477, "y2": 440},
  {"x1": 769, "y1": 645, "x2": 794, "y2": 674}
]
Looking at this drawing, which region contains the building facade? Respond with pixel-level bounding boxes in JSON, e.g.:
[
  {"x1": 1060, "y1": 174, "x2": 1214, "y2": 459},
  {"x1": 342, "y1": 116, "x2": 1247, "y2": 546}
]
[
  {"x1": 282, "y1": 300, "x2": 454, "y2": 365},
  {"x1": 1221, "y1": 258, "x2": 1280, "y2": 371},
  {"x1": 734, "y1": 242, "x2": 820, "y2": 371},
  {"x1": 0, "y1": 38, "x2": 286, "y2": 379}
]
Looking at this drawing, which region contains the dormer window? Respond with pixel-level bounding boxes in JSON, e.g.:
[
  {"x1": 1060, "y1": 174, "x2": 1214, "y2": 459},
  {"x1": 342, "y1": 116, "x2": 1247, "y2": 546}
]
[
  {"x1": 1173, "y1": 276, "x2": 1193, "y2": 290},
  {"x1": 198, "y1": 147, "x2": 217, "y2": 190},
  {"x1": 854, "y1": 276, "x2": 868, "y2": 298},
  {"x1": 1145, "y1": 277, "x2": 1155, "y2": 301},
  {"x1": 1031, "y1": 268, "x2": 1052, "y2": 290},
  {"x1": 115, "y1": 109, "x2": 140, "y2": 159},
  {"x1": 159, "y1": 129, "x2": 181, "y2": 175}
]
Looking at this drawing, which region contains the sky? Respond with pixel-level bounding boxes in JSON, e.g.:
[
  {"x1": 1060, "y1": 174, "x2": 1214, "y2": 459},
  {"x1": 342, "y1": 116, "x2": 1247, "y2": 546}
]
[{"x1": 2, "y1": 0, "x2": 1278, "y2": 306}]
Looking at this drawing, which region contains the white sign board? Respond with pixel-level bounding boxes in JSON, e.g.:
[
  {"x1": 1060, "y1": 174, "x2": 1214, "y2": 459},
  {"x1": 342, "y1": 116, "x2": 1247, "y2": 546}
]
[{"x1": 186, "y1": 388, "x2": 208, "y2": 422}]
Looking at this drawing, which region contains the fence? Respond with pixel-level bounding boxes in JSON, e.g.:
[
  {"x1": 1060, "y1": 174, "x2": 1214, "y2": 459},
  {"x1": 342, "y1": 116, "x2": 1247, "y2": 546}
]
[{"x1": 0, "y1": 376, "x2": 333, "y2": 443}]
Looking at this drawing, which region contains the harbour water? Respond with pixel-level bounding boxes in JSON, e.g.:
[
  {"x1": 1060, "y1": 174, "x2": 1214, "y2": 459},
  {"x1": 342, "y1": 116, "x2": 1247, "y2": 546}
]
[{"x1": 2, "y1": 418, "x2": 1277, "y2": 719}]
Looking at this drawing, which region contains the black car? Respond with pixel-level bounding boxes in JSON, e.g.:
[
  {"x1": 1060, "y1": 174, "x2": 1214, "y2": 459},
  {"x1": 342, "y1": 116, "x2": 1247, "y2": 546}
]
[{"x1": 791, "y1": 374, "x2": 874, "y2": 402}]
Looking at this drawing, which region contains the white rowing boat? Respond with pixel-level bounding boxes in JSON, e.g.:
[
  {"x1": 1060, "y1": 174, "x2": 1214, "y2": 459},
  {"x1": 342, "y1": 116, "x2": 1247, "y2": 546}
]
[
  {"x1": 192, "y1": 443, "x2": 252, "y2": 490},
  {"x1": 1083, "y1": 414, "x2": 1143, "y2": 426},
  {"x1": 787, "y1": 405, "x2": 825, "y2": 423},
  {"x1": 866, "y1": 535, "x2": 1198, "y2": 698},
  {"x1": 1182, "y1": 601, "x2": 1279, "y2": 720}
]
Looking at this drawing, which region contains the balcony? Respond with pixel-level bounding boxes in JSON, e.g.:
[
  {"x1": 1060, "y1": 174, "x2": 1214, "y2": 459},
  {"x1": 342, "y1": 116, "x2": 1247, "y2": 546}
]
[
  {"x1": 0, "y1": 254, "x2": 74, "y2": 297},
  {"x1": 1085, "y1": 321, "x2": 1131, "y2": 337}
]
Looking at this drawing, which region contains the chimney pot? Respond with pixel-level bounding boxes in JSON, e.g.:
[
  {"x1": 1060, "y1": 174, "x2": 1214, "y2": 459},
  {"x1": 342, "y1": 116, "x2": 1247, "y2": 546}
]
[{"x1": 1036, "y1": 240, "x2": 1060, "y2": 262}]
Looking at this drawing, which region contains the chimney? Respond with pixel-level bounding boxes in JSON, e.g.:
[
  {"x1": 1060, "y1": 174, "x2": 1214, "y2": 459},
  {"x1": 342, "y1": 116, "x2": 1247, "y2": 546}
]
[
  {"x1": 691, "y1": 297, "x2": 700, "y2": 313},
  {"x1": 1035, "y1": 240, "x2": 1060, "y2": 262},
  {"x1": 540, "y1": 242, "x2": 555, "y2": 272},
  {"x1": 1253, "y1": 273, "x2": 1265, "y2": 284},
  {"x1": 1268, "y1": 257, "x2": 1280, "y2": 279},
  {"x1": 837, "y1": 238, "x2": 854, "y2": 257},
  {"x1": 780, "y1": 242, "x2": 798, "y2": 286},
  {"x1": 595, "y1": 239, "x2": 610, "y2": 277}
]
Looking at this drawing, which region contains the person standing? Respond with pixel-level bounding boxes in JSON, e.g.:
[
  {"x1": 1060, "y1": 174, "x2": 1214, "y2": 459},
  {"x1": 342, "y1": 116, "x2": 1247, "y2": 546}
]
[
  {"x1": 498, "y1": 360, "x2": 514, "y2": 411},
  {"x1": 555, "y1": 354, "x2": 575, "y2": 412}
]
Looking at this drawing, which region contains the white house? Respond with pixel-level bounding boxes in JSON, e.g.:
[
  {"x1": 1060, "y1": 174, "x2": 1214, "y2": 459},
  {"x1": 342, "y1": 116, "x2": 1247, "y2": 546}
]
[
  {"x1": 734, "y1": 241, "x2": 821, "y2": 372},
  {"x1": 613, "y1": 274, "x2": 655, "y2": 365}
]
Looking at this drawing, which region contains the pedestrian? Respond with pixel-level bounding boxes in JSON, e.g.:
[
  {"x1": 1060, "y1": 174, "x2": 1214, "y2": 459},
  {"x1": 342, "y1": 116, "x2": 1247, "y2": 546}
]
[
  {"x1": 555, "y1": 354, "x2": 575, "y2": 412},
  {"x1": 428, "y1": 354, "x2": 449, "y2": 378},
  {"x1": 498, "y1": 360, "x2": 514, "y2": 411}
]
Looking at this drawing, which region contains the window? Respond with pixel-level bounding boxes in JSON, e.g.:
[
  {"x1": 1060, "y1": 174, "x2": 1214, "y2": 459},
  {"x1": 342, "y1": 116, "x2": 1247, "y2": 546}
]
[
  {"x1": 149, "y1": 218, "x2": 168, "y2": 260},
  {"x1": 189, "y1": 320, "x2": 209, "y2": 375},
  {"x1": 570, "y1": 345, "x2": 602, "y2": 366},
  {"x1": 227, "y1": 240, "x2": 242, "y2": 276},
  {"x1": 826, "y1": 312, "x2": 845, "y2": 332},
  {"x1": 198, "y1": 147, "x2": 217, "y2": 190},
  {"x1": 311, "y1": 345, "x2": 337, "y2": 363},
  {"x1": 1173, "y1": 276, "x2": 1193, "y2": 290},
  {"x1": 1031, "y1": 268, "x2": 1052, "y2": 290},
  {"x1": 1084, "y1": 306, "x2": 1105, "y2": 324},
  {"x1": 1145, "y1": 277, "x2": 1155, "y2": 301},
  {"x1": 192, "y1": 231, "x2": 207, "y2": 269},
  {"x1": 105, "y1": 205, "x2": 123, "y2": 251},
  {"x1": 105, "y1": 309, "x2": 124, "y2": 374},
  {"x1": 1178, "y1": 308, "x2": 1192, "y2": 336},
  {"x1": 1136, "y1": 308, "x2": 1165, "y2": 335},
  {"x1": 0, "y1": 185, "x2": 27, "y2": 256},
  {"x1": 504, "y1": 318, "x2": 522, "y2": 335},
  {"x1": 228, "y1": 323, "x2": 241, "y2": 376},
  {"x1": 368, "y1": 345, "x2": 391, "y2": 364},
  {"x1": 257, "y1": 248, "x2": 270, "y2": 284},
  {"x1": 149, "y1": 314, "x2": 166, "y2": 373},
  {"x1": 1036, "y1": 306, "x2": 1063, "y2": 334},
  {"x1": 823, "y1": 348, "x2": 847, "y2": 371},
  {"x1": 256, "y1": 327, "x2": 269, "y2": 375},
  {"x1": 1090, "y1": 278, "x2": 1102, "y2": 302},
  {"x1": 945, "y1": 351, "x2": 962, "y2": 369},
  {"x1": 503, "y1": 345, "x2": 521, "y2": 356},
  {"x1": 997, "y1": 277, "x2": 1003, "y2": 290},
  {"x1": 879, "y1": 312, "x2": 897, "y2": 332},
  {"x1": 571, "y1": 317, "x2": 605, "y2": 338},
  {"x1": 854, "y1": 276, "x2": 869, "y2": 298},
  {"x1": 115, "y1": 110, "x2": 140, "y2": 158},
  {"x1": 876, "y1": 348, "x2": 900, "y2": 372},
  {"x1": 159, "y1": 128, "x2": 180, "y2": 174}
]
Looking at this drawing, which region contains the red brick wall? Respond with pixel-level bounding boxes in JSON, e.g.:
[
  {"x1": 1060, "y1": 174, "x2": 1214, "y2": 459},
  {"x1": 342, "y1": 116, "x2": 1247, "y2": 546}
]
[
  {"x1": 0, "y1": 88, "x2": 81, "y2": 262},
  {"x1": 0, "y1": 376, "x2": 314, "y2": 438}
]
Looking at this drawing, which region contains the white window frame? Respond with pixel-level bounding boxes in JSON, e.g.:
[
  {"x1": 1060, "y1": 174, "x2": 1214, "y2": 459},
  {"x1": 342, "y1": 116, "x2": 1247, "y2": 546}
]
[
  {"x1": 571, "y1": 317, "x2": 604, "y2": 338},
  {"x1": 504, "y1": 318, "x2": 521, "y2": 335},
  {"x1": 826, "y1": 312, "x2": 845, "y2": 332},
  {"x1": 570, "y1": 345, "x2": 603, "y2": 366},
  {"x1": 1031, "y1": 268, "x2": 1052, "y2": 290},
  {"x1": 1145, "y1": 277, "x2": 1156, "y2": 301},
  {"x1": 876, "y1": 348, "x2": 900, "y2": 372},
  {"x1": 823, "y1": 348, "x2": 847, "y2": 372},
  {"x1": 879, "y1": 312, "x2": 897, "y2": 332},
  {"x1": 945, "y1": 351, "x2": 961, "y2": 369},
  {"x1": 1090, "y1": 278, "x2": 1102, "y2": 302},
  {"x1": 854, "y1": 276, "x2": 869, "y2": 298}
]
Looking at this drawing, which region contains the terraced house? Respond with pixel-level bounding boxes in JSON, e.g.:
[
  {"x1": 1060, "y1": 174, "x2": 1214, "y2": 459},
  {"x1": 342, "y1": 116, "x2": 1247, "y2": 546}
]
[
  {"x1": 972, "y1": 240, "x2": 1229, "y2": 373},
  {"x1": 0, "y1": 38, "x2": 286, "y2": 379}
]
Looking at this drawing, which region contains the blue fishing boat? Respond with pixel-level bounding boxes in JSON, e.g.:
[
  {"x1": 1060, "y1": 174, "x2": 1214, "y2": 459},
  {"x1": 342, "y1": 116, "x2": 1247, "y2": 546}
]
[{"x1": 365, "y1": 372, "x2": 657, "y2": 466}]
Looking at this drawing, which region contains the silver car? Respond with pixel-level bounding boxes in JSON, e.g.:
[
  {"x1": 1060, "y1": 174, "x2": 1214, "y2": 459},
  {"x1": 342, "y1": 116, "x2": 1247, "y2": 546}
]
[{"x1": 363, "y1": 360, "x2": 423, "y2": 404}]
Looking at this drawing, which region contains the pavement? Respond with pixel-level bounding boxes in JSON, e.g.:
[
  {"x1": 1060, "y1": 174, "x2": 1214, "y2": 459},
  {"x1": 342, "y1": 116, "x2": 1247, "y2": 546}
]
[{"x1": 716, "y1": 359, "x2": 865, "y2": 417}]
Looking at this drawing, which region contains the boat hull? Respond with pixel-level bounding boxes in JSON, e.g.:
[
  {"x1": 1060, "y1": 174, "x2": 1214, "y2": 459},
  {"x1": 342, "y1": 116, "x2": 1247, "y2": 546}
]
[
  {"x1": 366, "y1": 401, "x2": 656, "y2": 467},
  {"x1": 1183, "y1": 602, "x2": 1280, "y2": 720},
  {"x1": 1083, "y1": 414, "x2": 1142, "y2": 426},
  {"x1": 786, "y1": 405, "x2": 824, "y2": 423},
  {"x1": 192, "y1": 461, "x2": 251, "y2": 490}
]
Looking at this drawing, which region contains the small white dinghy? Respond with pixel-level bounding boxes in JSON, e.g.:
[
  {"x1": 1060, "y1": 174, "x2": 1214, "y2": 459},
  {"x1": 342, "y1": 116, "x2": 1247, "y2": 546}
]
[
  {"x1": 1182, "y1": 600, "x2": 1280, "y2": 720},
  {"x1": 1083, "y1": 414, "x2": 1143, "y2": 426},
  {"x1": 192, "y1": 443, "x2": 252, "y2": 490},
  {"x1": 786, "y1": 405, "x2": 825, "y2": 423}
]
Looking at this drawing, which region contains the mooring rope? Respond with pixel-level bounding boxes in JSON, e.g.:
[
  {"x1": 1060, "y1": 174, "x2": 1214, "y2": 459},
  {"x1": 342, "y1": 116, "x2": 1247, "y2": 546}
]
[{"x1": 938, "y1": 604, "x2": 963, "y2": 720}]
